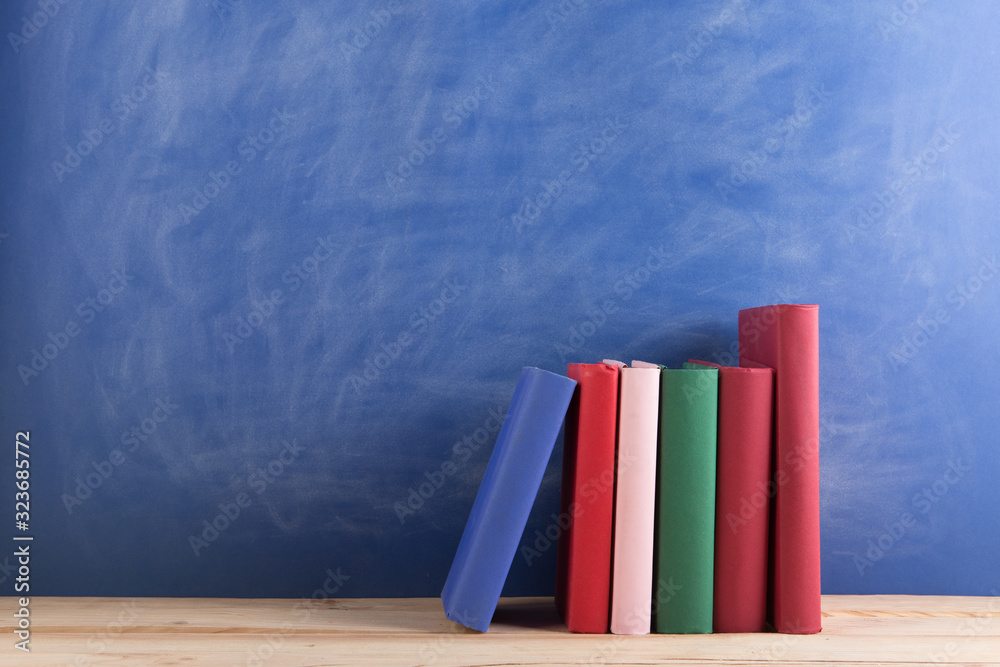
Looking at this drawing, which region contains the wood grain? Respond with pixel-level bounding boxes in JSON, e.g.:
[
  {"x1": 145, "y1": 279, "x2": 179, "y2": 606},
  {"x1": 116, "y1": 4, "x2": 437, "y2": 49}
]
[{"x1": 2, "y1": 595, "x2": 998, "y2": 666}]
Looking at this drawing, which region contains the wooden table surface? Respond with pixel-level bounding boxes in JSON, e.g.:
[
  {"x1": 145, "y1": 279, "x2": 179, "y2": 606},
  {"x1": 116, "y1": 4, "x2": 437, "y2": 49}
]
[{"x1": 2, "y1": 595, "x2": 998, "y2": 666}]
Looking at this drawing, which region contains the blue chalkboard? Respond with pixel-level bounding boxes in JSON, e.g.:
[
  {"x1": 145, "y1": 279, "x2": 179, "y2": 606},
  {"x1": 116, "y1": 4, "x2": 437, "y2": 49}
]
[{"x1": 1, "y1": 0, "x2": 998, "y2": 599}]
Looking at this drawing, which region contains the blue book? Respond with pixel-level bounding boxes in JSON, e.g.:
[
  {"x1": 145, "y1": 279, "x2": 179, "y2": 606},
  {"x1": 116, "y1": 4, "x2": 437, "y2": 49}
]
[{"x1": 441, "y1": 367, "x2": 577, "y2": 632}]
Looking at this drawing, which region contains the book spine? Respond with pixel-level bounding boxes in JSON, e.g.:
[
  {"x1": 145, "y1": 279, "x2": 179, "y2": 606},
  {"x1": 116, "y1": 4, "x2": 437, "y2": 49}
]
[
  {"x1": 609, "y1": 366, "x2": 660, "y2": 635},
  {"x1": 654, "y1": 367, "x2": 718, "y2": 634},
  {"x1": 713, "y1": 366, "x2": 773, "y2": 632},
  {"x1": 442, "y1": 367, "x2": 577, "y2": 632},
  {"x1": 555, "y1": 363, "x2": 619, "y2": 633},
  {"x1": 739, "y1": 304, "x2": 821, "y2": 634}
]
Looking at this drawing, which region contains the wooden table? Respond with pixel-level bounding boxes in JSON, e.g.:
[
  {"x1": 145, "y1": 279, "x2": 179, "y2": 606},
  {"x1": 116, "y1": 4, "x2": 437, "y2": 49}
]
[{"x1": 3, "y1": 595, "x2": 998, "y2": 665}]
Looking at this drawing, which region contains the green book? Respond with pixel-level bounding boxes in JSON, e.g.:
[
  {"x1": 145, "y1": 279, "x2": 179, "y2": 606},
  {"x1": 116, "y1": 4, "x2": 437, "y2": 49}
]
[{"x1": 654, "y1": 364, "x2": 719, "y2": 634}]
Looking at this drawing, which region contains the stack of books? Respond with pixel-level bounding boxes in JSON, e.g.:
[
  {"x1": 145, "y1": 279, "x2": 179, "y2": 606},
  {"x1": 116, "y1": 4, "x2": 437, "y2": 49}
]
[{"x1": 441, "y1": 304, "x2": 821, "y2": 635}]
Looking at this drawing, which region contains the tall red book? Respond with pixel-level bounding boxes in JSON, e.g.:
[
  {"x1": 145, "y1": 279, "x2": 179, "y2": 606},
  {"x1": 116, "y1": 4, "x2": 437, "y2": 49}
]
[
  {"x1": 687, "y1": 360, "x2": 773, "y2": 633},
  {"x1": 555, "y1": 362, "x2": 620, "y2": 633},
  {"x1": 738, "y1": 304, "x2": 821, "y2": 634}
]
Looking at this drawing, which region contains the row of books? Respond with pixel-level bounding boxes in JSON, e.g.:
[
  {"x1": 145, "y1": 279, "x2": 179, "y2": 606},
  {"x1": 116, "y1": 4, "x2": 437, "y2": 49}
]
[{"x1": 442, "y1": 304, "x2": 821, "y2": 635}]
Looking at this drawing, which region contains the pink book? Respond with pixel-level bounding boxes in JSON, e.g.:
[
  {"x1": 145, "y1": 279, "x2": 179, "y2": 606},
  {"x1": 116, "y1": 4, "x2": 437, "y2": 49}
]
[{"x1": 609, "y1": 360, "x2": 660, "y2": 635}]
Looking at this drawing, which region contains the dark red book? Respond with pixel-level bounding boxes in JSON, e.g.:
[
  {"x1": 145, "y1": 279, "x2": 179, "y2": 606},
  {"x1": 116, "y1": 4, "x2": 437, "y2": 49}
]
[
  {"x1": 555, "y1": 362, "x2": 620, "y2": 633},
  {"x1": 688, "y1": 360, "x2": 773, "y2": 633},
  {"x1": 738, "y1": 304, "x2": 821, "y2": 634}
]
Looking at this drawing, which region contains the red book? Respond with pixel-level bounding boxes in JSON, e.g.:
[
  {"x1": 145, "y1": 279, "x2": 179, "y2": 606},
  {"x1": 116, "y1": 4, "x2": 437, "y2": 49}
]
[
  {"x1": 555, "y1": 362, "x2": 620, "y2": 633},
  {"x1": 687, "y1": 360, "x2": 773, "y2": 633},
  {"x1": 738, "y1": 304, "x2": 821, "y2": 634}
]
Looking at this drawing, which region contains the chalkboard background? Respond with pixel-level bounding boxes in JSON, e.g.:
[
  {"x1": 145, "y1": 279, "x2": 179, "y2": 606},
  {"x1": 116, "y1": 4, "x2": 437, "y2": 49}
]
[{"x1": 1, "y1": 0, "x2": 998, "y2": 599}]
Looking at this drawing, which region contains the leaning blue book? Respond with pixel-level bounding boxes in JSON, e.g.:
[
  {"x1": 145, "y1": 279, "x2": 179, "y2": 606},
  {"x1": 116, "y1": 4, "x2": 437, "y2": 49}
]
[{"x1": 441, "y1": 366, "x2": 577, "y2": 632}]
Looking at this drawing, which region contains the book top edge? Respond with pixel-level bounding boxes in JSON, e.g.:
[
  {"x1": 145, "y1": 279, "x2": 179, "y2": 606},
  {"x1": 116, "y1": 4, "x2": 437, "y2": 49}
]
[
  {"x1": 739, "y1": 303, "x2": 818, "y2": 312},
  {"x1": 687, "y1": 359, "x2": 774, "y2": 374}
]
